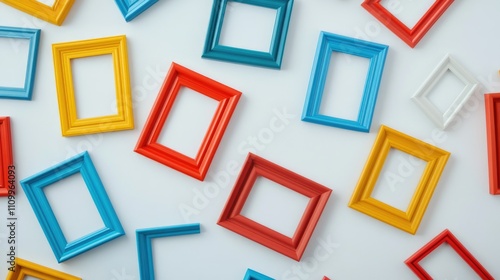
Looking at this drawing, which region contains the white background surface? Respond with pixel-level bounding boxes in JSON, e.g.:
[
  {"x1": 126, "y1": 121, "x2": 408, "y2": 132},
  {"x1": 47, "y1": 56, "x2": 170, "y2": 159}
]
[{"x1": 0, "y1": 0, "x2": 499, "y2": 279}]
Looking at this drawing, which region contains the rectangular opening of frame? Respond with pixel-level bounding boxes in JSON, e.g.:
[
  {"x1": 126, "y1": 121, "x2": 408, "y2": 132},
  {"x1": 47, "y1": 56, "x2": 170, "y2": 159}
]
[
  {"x1": 320, "y1": 52, "x2": 370, "y2": 121},
  {"x1": 427, "y1": 69, "x2": 466, "y2": 116},
  {"x1": 0, "y1": 37, "x2": 30, "y2": 88},
  {"x1": 36, "y1": 0, "x2": 57, "y2": 8},
  {"x1": 370, "y1": 148, "x2": 426, "y2": 211},
  {"x1": 240, "y1": 176, "x2": 310, "y2": 237},
  {"x1": 157, "y1": 87, "x2": 219, "y2": 159},
  {"x1": 379, "y1": 0, "x2": 436, "y2": 28},
  {"x1": 43, "y1": 173, "x2": 105, "y2": 243},
  {"x1": 71, "y1": 54, "x2": 118, "y2": 119},
  {"x1": 419, "y1": 243, "x2": 480, "y2": 279},
  {"x1": 219, "y1": 1, "x2": 277, "y2": 52}
]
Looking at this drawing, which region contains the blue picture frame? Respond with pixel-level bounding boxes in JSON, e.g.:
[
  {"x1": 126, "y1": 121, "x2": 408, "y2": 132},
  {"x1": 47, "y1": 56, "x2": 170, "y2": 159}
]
[
  {"x1": 114, "y1": 0, "x2": 158, "y2": 22},
  {"x1": 136, "y1": 223, "x2": 201, "y2": 280},
  {"x1": 0, "y1": 26, "x2": 40, "y2": 100},
  {"x1": 20, "y1": 151, "x2": 124, "y2": 263},
  {"x1": 244, "y1": 269, "x2": 274, "y2": 280},
  {"x1": 202, "y1": 0, "x2": 294, "y2": 69},
  {"x1": 302, "y1": 31, "x2": 389, "y2": 133}
]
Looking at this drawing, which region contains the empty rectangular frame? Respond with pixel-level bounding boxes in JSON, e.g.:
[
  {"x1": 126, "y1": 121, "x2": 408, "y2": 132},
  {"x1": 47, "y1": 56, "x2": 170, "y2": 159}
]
[
  {"x1": 135, "y1": 62, "x2": 241, "y2": 181},
  {"x1": 405, "y1": 229, "x2": 493, "y2": 279},
  {"x1": 52, "y1": 35, "x2": 134, "y2": 137},
  {"x1": 349, "y1": 125, "x2": 450, "y2": 234},
  {"x1": 0, "y1": 26, "x2": 40, "y2": 100},
  {"x1": 302, "y1": 31, "x2": 388, "y2": 133},
  {"x1": 218, "y1": 153, "x2": 332, "y2": 261},
  {"x1": 20, "y1": 151, "x2": 124, "y2": 262}
]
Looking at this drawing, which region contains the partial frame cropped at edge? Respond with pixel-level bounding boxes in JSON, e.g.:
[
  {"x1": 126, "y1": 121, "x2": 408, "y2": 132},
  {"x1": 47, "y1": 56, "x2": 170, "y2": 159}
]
[
  {"x1": 0, "y1": 0, "x2": 75, "y2": 26},
  {"x1": 405, "y1": 229, "x2": 494, "y2": 279},
  {"x1": 218, "y1": 153, "x2": 332, "y2": 261},
  {"x1": 302, "y1": 31, "x2": 388, "y2": 133},
  {"x1": 6, "y1": 258, "x2": 81, "y2": 280},
  {"x1": 136, "y1": 223, "x2": 201, "y2": 280},
  {"x1": 202, "y1": 0, "x2": 294, "y2": 69},
  {"x1": 0, "y1": 26, "x2": 40, "y2": 100},
  {"x1": 0, "y1": 117, "x2": 13, "y2": 197},
  {"x1": 114, "y1": 0, "x2": 158, "y2": 22},
  {"x1": 485, "y1": 93, "x2": 500, "y2": 195},
  {"x1": 52, "y1": 35, "x2": 134, "y2": 137},
  {"x1": 349, "y1": 125, "x2": 450, "y2": 234},
  {"x1": 135, "y1": 62, "x2": 241, "y2": 181},
  {"x1": 20, "y1": 151, "x2": 124, "y2": 262},
  {"x1": 243, "y1": 268, "x2": 275, "y2": 280},
  {"x1": 361, "y1": 0, "x2": 454, "y2": 48}
]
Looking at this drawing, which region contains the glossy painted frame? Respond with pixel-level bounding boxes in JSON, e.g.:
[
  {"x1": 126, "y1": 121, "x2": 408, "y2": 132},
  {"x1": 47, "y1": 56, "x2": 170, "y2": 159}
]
[
  {"x1": 135, "y1": 62, "x2": 241, "y2": 181},
  {"x1": 405, "y1": 229, "x2": 493, "y2": 279},
  {"x1": 0, "y1": 26, "x2": 40, "y2": 100},
  {"x1": 349, "y1": 125, "x2": 450, "y2": 234},
  {"x1": 202, "y1": 0, "x2": 294, "y2": 69},
  {"x1": 20, "y1": 151, "x2": 124, "y2": 262},
  {"x1": 114, "y1": 0, "x2": 158, "y2": 22},
  {"x1": 218, "y1": 153, "x2": 332, "y2": 261},
  {"x1": 0, "y1": 0, "x2": 75, "y2": 26},
  {"x1": 136, "y1": 223, "x2": 201, "y2": 280},
  {"x1": 302, "y1": 31, "x2": 388, "y2": 133},
  {"x1": 53, "y1": 35, "x2": 134, "y2": 137},
  {"x1": 485, "y1": 93, "x2": 500, "y2": 195},
  {"x1": 412, "y1": 54, "x2": 478, "y2": 130},
  {"x1": 244, "y1": 268, "x2": 274, "y2": 280},
  {"x1": 0, "y1": 117, "x2": 13, "y2": 197},
  {"x1": 6, "y1": 258, "x2": 81, "y2": 280},
  {"x1": 361, "y1": 0, "x2": 454, "y2": 48}
]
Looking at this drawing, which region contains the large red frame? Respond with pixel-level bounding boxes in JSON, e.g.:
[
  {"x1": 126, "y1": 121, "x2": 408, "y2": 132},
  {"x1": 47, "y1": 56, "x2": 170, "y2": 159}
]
[
  {"x1": 135, "y1": 62, "x2": 241, "y2": 181},
  {"x1": 218, "y1": 153, "x2": 332, "y2": 261},
  {"x1": 485, "y1": 93, "x2": 500, "y2": 194},
  {"x1": 361, "y1": 0, "x2": 454, "y2": 48},
  {"x1": 405, "y1": 229, "x2": 493, "y2": 279},
  {"x1": 0, "y1": 117, "x2": 13, "y2": 196}
]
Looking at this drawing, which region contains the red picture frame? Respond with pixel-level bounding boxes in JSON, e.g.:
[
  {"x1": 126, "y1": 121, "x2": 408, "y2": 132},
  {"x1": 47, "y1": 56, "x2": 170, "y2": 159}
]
[
  {"x1": 361, "y1": 0, "x2": 454, "y2": 48},
  {"x1": 485, "y1": 93, "x2": 500, "y2": 195},
  {"x1": 218, "y1": 153, "x2": 332, "y2": 261},
  {"x1": 405, "y1": 229, "x2": 493, "y2": 279},
  {"x1": 135, "y1": 62, "x2": 241, "y2": 181},
  {"x1": 0, "y1": 117, "x2": 13, "y2": 196}
]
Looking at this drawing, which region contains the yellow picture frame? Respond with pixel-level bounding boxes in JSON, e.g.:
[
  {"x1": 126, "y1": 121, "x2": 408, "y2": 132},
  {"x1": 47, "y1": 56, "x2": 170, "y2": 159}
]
[
  {"x1": 349, "y1": 125, "x2": 450, "y2": 234},
  {"x1": 7, "y1": 258, "x2": 81, "y2": 279},
  {"x1": 0, "y1": 0, "x2": 75, "y2": 26},
  {"x1": 52, "y1": 35, "x2": 134, "y2": 137}
]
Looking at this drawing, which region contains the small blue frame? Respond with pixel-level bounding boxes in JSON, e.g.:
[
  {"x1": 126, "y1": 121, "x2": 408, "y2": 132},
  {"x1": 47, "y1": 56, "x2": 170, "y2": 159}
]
[
  {"x1": 20, "y1": 151, "x2": 124, "y2": 263},
  {"x1": 244, "y1": 269, "x2": 274, "y2": 280},
  {"x1": 136, "y1": 223, "x2": 201, "y2": 280},
  {"x1": 0, "y1": 26, "x2": 40, "y2": 100},
  {"x1": 302, "y1": 31, "x2": 388, "y2": 133},
  {"x1": 202, "y1": 0, "x2": 294, "y2": 69},
  {"x1": 114, "y1": 0, "x2": 158, "y2": 22}
]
